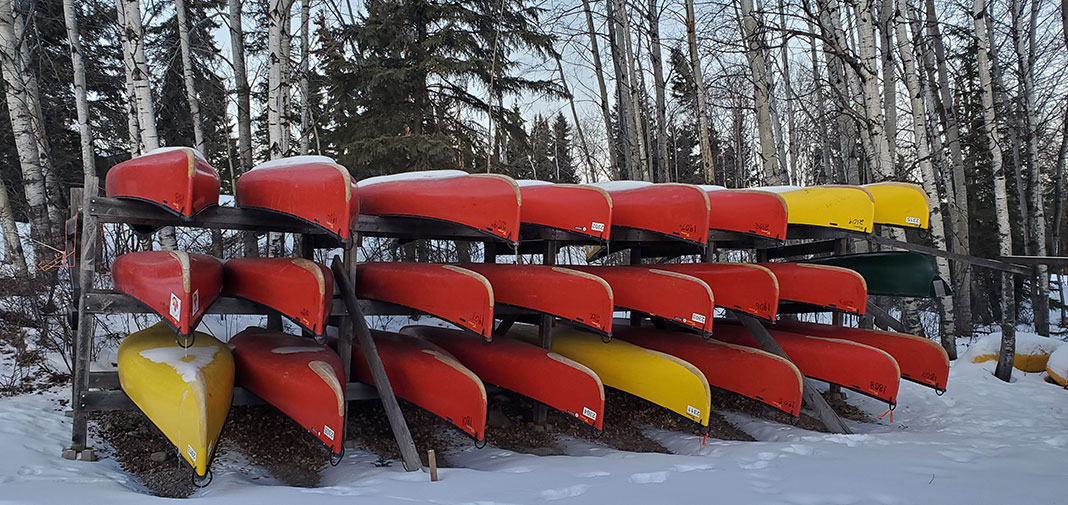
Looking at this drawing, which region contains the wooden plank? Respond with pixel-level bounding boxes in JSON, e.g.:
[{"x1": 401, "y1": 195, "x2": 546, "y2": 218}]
[
  {"x1": 88, "y1": 196, "x2": 331, "y2": 235},
  {"x1": 331, "y1": 256, "x2": 422, "y2": 472},
  {"x1": 533, "y1": 239, "x2": 559, "y2": 426},
  {"x1": 1001, "y1": 255, "x2": 1068, "y2": 267},
  {"x1": 79, "y1": 383, "x2": 378, "y2": 412},
  {"x1": 759, "y1": 240, "x2": 838, "y2": 260},
  {"x1": 786, "y1": 225, "x2": 868, "y2": 241},
  {"x1": 867, "y1": 234, "x2": 1033, "y2": 275},
  {"x1": 71, "y1": 178, "x2": 99, "y2": 451},
  {"x1": 865, "y1": 301, "x2": 907, "y2": 333},
  {"x1": 733, "y1": 311, "x2": 852, "y2": 434},
  {"x1": 84, "y1": 291, "x2": 455, "y2": 318}
]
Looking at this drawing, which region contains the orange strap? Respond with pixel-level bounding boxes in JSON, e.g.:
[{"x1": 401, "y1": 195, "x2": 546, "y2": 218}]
[{"x1": 878, "y1": 408, "x2": 894, "y2": 423}]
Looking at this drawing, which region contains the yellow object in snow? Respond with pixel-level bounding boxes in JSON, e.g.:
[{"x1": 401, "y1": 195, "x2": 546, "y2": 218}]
[
  {"x1": 758, "y1": 185, "x2": 875, "y2": 233},
  {"x1": 510, "y1": 325, "x2": 711, "y2": 426},
  {"x1": 970, "y1": 352, "x2": 1052, "y2": 373},
  {"x1": 118, "y1": 323, "x2": 234, "y2": 477},
  {"x1": 863, "y1": 182, "x2": 930, "y2": 229}
]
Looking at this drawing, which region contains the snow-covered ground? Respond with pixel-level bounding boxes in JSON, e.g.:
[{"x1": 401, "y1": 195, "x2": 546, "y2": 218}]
[{"x1": 1, "y1": 338, "x2": 1066, "y2": 504}]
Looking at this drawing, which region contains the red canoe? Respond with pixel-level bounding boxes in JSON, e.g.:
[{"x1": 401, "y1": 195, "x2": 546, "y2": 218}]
[
  {"x1": 774, "y1": 321, "x2": 949, "y2": 392},
  {"x1": 231, "y1": 328, "x2": 346, "y2": 454},
  {"x1": 358, "y1": 170, "x2": 521, "y2": 243},
  {"x1": 568, "y1": 266, "x2": 713, "y2": 333},
  {"x1": 655, "y1": 263, "x2": 779, "y2": 320},
  {"x1": 614, "y1": 326, "x2": 802, "y2": 417},
  {"x1": 236, "y1": 155, "x2": 358, "y2": 242},
  {"x1": 760, "y1": 263, "x2": 867, "y2": 314},
  {"x1": 702, "y1": 187, "x2": 789, "y2": 240},
  {"x1": 356, "y1": 263, "x2": 494, "y2": 338},
  {"x1": 223, "y1": 258, "x2": 334, "y2": 337},
  {"x1": 713, "y1": 321, "x2": 901, "y2": 405},
  {"x1": 112, "y1": 251, "x2": 222, "y2": 338},
  {"x1": 590, "y1": 182, "x2": 709, "y2": 245},
  {"x1": 352, "y1": 330, "x2": 487, "y2": 441},
  {"x1": 518, "y1": 182, "x2": 612, "y2": 240},
  {"x1": 401, "y1": 325, "x2": 605, "y2": 430},
  {"x1": 105, "y1": 147, "x2": 220, "y2": 218},
  {"x1": 461, "y1": 263, "x2": 613, "y2": 334}
]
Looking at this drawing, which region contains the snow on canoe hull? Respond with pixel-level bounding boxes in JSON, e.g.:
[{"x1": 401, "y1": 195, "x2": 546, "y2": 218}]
[
  {"x1": 759, "y1": 262, "x2": 867, "y2": 314},
  {"x1": 118, "y1": 323, "x2": 233, "y2": 477},
  {"x1": 613, "y1": 326, "x2": 802, "y2": 417},
  {"x1": 773, "y1": 321, "x2": 949, "y2": 392},
  {"x1": 703, "y1": 188, "x2": 789, "y2": 240},
  {"x1": 358, "y1": 171, "x2": 521, "y2": 243},
  {"x1": 402, "y1": 325, "x2": 605, "y2": 430},
  {"x1": 355, "y1": 263, "x2": 494, "y2": 338},
  {"x1": 758, "y1": 185, "x2": 875, "y2": 233},
  {"x1": 105, "y1": 147, "x2": 220, "y2": 218},
  {"x1": 567, "y1": 265, "x2": 713, "y2": 333},
  {"x1": 112, "y1": 251, "x2": 223, "y2": 336},
  {"x1": 654, "y1": 263, "x2": 779, "y2": 320},
  {"x1": 231, "y1": 328, "x2": 346, "y2": 454},
  {"x1": 509, "y1": 324, "x2": 710, "y2": 426},
  {"x1": 713, "y1": 321, "x2": 901, "y2": 405},
  {"x1": 862, "y1": 182, "x2": 929, "y2": 229},
  {"x1": 351, "y1": 330, "x2": 487, "y2": 441},
  {"x1": 236, "y1": 156, "x2": 358, "y2": 242},
  {"x1": 460, "y1": 263, "x2": 613, "y2": 334},
  {"x1": 518, "y1": 183, "x2": 612, "y2": 240},
  {"x1": 592, "y1": 182, "x2": 709, "y2": 245},
  {"x1": 223, "y1": 258, "x2": 333, "y2": 337}
]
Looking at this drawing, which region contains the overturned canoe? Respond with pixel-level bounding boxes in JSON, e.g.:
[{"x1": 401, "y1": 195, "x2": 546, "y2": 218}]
[
  {"x1": 402, "y1": 325, "x2": 605, "y2": 430},
  {"x1": 231, "y1": 328, "x2": 346, "y2": 455},
  {"x1": 655, "y1": 263, "x2": 779, "y2": 320},
  {"x1": 702, "y1": 187, "x2": 789, "y2": 240},
  {"x1": 509, "y1": 324, "x2": 710, "y2": 426},
  {"x1": 760, "y1": 262, "x2": 867, "y2": 315},
  {"x1": 518, "y1": 181, "x2": 612, "y2": 240},
  {"x1": 358, "y1": 170, "x2": 521, "y2": 243},
  {"x1": 236, "y1": 155, "x2": 358, "y2": 242},
  {"x1": 105, "y1": 146, "x2": 220, "y2": 218},
  {"x1": 805, "y1": 251, "x2": 951, "y2": 298},
  {"x1": 461, "y1": 263, "x2": 613, "y2": 334},
  {"x1": 118, "y1": 323, "x2": 233, "y2": 477},
  {"x1": 567, "y1": 265, "x2": 714, "y2": 333},
  {"x1": 113, "y1": 251, "x2": 223, "y2": 338},
  {"x1": 589, "y1": 181, "x2": 709, "y2": 245},
  {"x1": 862, "y1": 182, "x2": 929, "y2": 229},
  {"x1": 351, "y1": 330, "x2": 487, "y2": 441},
  {"x1": 713, "y1": 321, "x2": 901, "y2": 405},
  {"x1": 356, "y1": 263, "x2": 494, "y2": 338},
  {"x1": 614, "y1": 326, "x2": 803, "y2": 417},
  {"x1": 773, "y1": 320, "x2": 949, "y2": 392},
  {"x1": 757, "y1": 185, "x2": 875, "y2": 234},
  {"x1": 223, "y1": 258, "x2": 333, "y2": 337}
]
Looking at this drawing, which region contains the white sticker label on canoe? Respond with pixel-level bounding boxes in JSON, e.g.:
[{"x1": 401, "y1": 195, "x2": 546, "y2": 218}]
[
  {"x1": 169, "y1": 293, "x2": 181, "y2": 322},
  {"x1": 191, "y1": 289, "x2": 200, "y2": 315},
  {"x1": 591, "y1": 222, "x2": 605, "y2": 232},
  {"x1": 187, "y1": 445, "x2": 197, "y2": 463},
  {"x1": 582, "y1": 407, "x2": 597, "y2": 420},
  {"x1": 691, "y1": 313, "x2": 707, "y2": 324},
  {"x1": 324, "y1": 424, "x2": 335, "y2": 440},
  {"x1": 905, "y1": 216, "x2": 921, "y2": 225},
  {"x1": 686, "y1": 405, "x2": 701, "y2": 418}
]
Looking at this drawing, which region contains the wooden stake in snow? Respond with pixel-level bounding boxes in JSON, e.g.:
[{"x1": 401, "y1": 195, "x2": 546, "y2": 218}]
[{"x1": 428, "y1": 450, "x2": 439, "y2": 481}]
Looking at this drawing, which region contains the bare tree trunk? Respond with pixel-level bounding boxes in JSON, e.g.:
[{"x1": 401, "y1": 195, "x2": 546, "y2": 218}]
[
  {"x1": 647, "y1": 0, "x2": 669, "y2": 183},
  {"x1": 808, "y1": 18, "x2": 833, "y2": 183},
  {"x1": 878, "y1": 0, "x2": 896, "y2": 171},
  {"x1": 117, "y1": 0, "x2": 139, "y2": 156},
  {"x1": 267, "y1": 0, "x2": 291, "y2": 159},
  {"x1": 779, "y1": 0, "x2": 798, "y2": 184},
  {"x1": 818, "y1": 0, "x2": 860, "y2": 184},
  {"x1": 621, "y1": 9, "x2": 649, "y2": 181},
  {"x1": 555, "y1": 56, "x2": 596, "y2": 181},
  {"x1": 686, "y1": 0, "x2": 714, "y2": 183},
  {"x1": 975, "y1": 0, "x2": 1015, "y2": 381},
  {"x1": 63, "y1": 0, "x2": 95, "y2": 184},
  {"x1": 175, "y1": 0, "x2": 204, "y2": 152},
  {"x1": 229, "y1": 0, "x2": 257, "y2": 257},
  {"x1": 0, "y1": 176, "x2": 25, "y2": 275},
  {"x1": 739, "y1": 0, "x2": 781, "y2": 185},
  {"x1": 605, "y1": 0, "x2": 635, "y2": 179},
  {"x1": 117, "y1": 0, "x2": 159, "y2": 151},
  {"x1": 280, "y1": 4, "x2": 293, "y2": 153},
  {"x1": 298, "y1": 0, "x2": 312, "y2": 154},
  {"x1": 581, "y1": 0, "x2": 617, "y2": 179},
  {"x1": 855, "y1": 0, "x2": 891, "y2": 181}
]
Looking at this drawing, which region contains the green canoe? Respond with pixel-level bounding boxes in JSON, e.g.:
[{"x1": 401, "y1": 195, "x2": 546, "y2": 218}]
[{"x1": 805, "y1": 251, "x2": 951, "y2": 298}]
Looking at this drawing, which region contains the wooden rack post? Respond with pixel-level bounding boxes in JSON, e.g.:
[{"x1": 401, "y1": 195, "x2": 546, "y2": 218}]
[
  {"x1": 69, "y1": 178, "x2": 98, "y2": 454},
  {"x1": 532, "y1": 239, "x2": 560, "y2": 425}
]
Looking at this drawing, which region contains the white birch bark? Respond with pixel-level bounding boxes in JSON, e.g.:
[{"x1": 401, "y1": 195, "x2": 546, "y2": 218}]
[
  {"x1": 229, "y1": 0, "x2": 253, "y2": 172},
  {"x1": 606, "y1": 0, "x2": 635, "y2": 178},
  {"x1": 0, "y1": 175, "x2": 25, "y2": 275},
  {"x1": 686, "y1": 0, "x2": 714, "y2": 183},
  {"x1": 267, "y1": 0, "x2": 290, "y2": 160},
  {"x1": 855, "y1": 0, "x2": 891, "y2": 181},
  {"x1": 116, "y1": 0, "x2": 158, "y2": 151},
  {"x1": 63, "y1": 0, "x2": 95, "y2": 183},
  {"x1": 739, "y1": 0, "x2": 781, "y2": 185},
  {"x1": 621, "y1": 9, "x2": 649, "y2": 181},
  {"x1": 298, "y1": 0, "x2": 311, "y2": 155},
  {"x1": 647, "y1": 0, "x2": 669, "y2": 182},
  {"x1": 175, "y1": 0, "x2": 204, "y2": 152},
  {"x1": 581, "y1": 0, "x2": 617, "y2": 179}
]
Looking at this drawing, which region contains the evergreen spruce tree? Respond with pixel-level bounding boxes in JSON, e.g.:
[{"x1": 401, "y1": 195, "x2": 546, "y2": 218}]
[{"x1": 550, "y1": 112, "x2": 577, "y2": 183}]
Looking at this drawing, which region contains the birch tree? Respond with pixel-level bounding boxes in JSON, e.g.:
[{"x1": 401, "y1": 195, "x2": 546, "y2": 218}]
[
  {"x1": 739, "y1": 0, "x2": 781, "y2": 184},
  {"x1": 64, "y1": 0, "x2": 95, "y2": 184},
  {"x1": 647, "y1": 0, "x2": 669, "y2": 182},
  {"x1": 175, "y1": 0, "x2": 204, "y2": 152},
  {"x1": 686, "y1": 0, "x2": 713, "y2": 183},
  {"x1": 116, "y1": 0, "x2": 159, "y2": 151},
  {"x1": 267, "y1": 0, "x2": 293, "y2": 159},
  {"x1": 581, "y1": 0, "x2": 616, "y2": 179}
]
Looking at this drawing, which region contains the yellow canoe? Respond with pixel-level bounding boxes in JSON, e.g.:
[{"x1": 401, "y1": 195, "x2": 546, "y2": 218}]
[
  {"x1": 118, "y1": 323, "x2": 234, "y2": 477},
  {"x1": 509, "y1": 325, "x2": 711, "y2": 426},
  {"x1": 862, "y1": 182, "x2": 930, "y2": 229},
  {"x1": 758, "y1": 185, "x2": 875, "y2": 233}
]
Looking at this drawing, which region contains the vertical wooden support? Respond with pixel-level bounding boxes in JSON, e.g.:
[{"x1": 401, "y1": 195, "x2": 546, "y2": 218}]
[
  {"x1": 534, "y1": 239, "x2": 559, "y2": 425},
  {"x1": 71, "y1": 178, "x2": 99, "y2": 451},
  {"x1": 337, "y1": 246, "x2": 356, "y2": 441},
  {"x1": 484, "y1": 241, "x2": 497, "y2": 263},
  {"x1": 733, "y1": 311, "x2": 851, "y2": 434},
  {"x1": 628, "y1": 246, "x2": 643, "y2": 327},
  {"x1": 428, "y1": 450, "x2": 439, "y2": 481},
  {"x1": 331, "y1": 255, "x2": 422, "y2": 472}
]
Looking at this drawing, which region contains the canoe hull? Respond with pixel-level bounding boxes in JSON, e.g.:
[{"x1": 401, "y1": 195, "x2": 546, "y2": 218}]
[
  {"x1": 705, "y1": 189, "x2": 789, "y2": 240},
  {"x1": 760, "y1": 262, "x2": 867, "y2": 314},
  {"x1": 236, "y1": 157, "x2": 358, "y2": 241},
  {"x1": 118, "y1": 323, "x2": 233, "y2": 477},
  {"x1": 614, "y1": 326, "x2": 802, "y2": 417},
  {"x1": 596, "y1": 183, "x2": 709, "y2": 245},
  {"x1": 232, "y1": 328, "x2": 346, "y2": 454},
  {"x1": 805, "y1": 252, "x2": 950, "y2": 298},
  {"x1": 356, "y1": 263, "x2": 494, "y2": 338},
  {"x1": 113, "y1": 251, "x2": 223, "y2": 336},
  {"x1": 863, "y1": 182, "x2": 930, "y2": 229},
  {"x1": 352, "y1": 330, "x2": 487, "y2": 441},
  {"x1": 402, "y1": 325, "x2": 605, "y2": 429},
  {"x1": 655, "y1": 263, "x2": 779, "y2": 320},
  {"x1": 764, "y1": 185, "x2": 875, "y2": 233},
  {"x1": 105, "y1": 147, "x2": 220, "y2": 218},
  {"x1": 569, "y1": 266, "x2": 714, "y2": 332},
  {"x1": 223, "y1": 258, "x2": 333, "y2": 336},
  {"x1": 518, "y1": 183, "x2": 612, "y2": 240}
]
